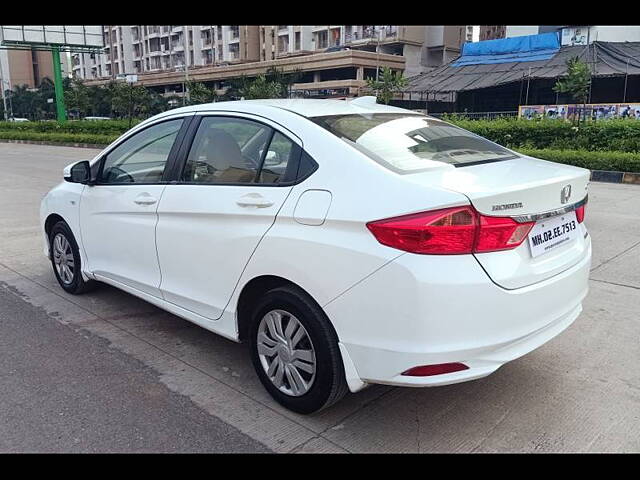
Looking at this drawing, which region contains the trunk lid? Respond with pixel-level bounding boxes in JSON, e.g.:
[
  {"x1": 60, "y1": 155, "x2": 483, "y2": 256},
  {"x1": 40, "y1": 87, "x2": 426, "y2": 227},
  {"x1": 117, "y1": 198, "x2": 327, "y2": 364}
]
[{"x1": 408, "y1": 156, "x2": 591, "y2": 289}]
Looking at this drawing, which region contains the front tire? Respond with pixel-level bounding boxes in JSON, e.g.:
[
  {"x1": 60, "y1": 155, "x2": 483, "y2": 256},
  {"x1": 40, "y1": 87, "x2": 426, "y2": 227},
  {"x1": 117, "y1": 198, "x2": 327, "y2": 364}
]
[
  {"x1": 248, "y1": 286, "x2": 348, "y2": 414},
  {"x1": 49, "y1": 221, "x2": 96, "y2": 295}
]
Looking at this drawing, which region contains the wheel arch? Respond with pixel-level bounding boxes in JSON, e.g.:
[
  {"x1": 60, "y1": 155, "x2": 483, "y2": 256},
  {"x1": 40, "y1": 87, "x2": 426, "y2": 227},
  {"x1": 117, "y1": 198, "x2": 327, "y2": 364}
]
[
  {"x1": 44, "y1": 213, "x2": 66, "y2": 236},
  {"x1": 235, "y1": 275, "x2": 335, "y2": 344}
]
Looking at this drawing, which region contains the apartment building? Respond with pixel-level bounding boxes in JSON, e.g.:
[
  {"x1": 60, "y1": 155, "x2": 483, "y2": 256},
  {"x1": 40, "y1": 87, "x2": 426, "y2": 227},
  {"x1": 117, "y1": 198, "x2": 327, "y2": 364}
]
[
  {"x1": 75, "y1": 25, "x2": 470, "y2": 98},
  {"x1": 73, "y1": 25, "x2": 261, "y2": 79},
  {"x1": 0, "y1": 47, "x2": 72, "y2": 90},
  {"x1": 480, "y1": 26, "x2": 506, "y2": 41},
  {"x1": 258, "y1": 25, "x2": 467, "y2": 76}
]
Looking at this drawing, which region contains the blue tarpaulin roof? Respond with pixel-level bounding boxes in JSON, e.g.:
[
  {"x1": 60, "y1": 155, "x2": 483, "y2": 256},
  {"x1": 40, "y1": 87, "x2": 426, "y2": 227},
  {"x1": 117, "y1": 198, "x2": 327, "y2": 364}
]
[{"x1": 452, "y1": 32, "x2": 561, "y2": 66}]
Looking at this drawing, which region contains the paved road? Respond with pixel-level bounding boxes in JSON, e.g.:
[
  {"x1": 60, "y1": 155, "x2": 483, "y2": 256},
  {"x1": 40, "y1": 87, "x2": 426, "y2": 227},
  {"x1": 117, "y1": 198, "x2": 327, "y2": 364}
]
[{"x1": 1, "y1": 142, "x2": 639, "y2": 453}]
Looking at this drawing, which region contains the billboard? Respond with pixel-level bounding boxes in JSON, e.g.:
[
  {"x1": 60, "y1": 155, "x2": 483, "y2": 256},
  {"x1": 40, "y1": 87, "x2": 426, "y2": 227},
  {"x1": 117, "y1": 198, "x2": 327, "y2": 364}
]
[
  {"x1": 519, "y1": 103, "x2": 640, "y2": 121},
  {"x1": 0, "y1": 25, "x2": 103, "y2": 49}
]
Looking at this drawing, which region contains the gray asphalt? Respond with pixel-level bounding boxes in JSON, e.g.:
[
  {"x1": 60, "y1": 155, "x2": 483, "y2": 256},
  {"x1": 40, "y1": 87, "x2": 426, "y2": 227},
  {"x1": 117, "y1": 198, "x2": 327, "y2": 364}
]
[
  {"x1": 1, "y1": 142, "x2": 639, "y2": 453},
  {"x1": 0, "y1": 283, "x2": 270, "y2": 453}
]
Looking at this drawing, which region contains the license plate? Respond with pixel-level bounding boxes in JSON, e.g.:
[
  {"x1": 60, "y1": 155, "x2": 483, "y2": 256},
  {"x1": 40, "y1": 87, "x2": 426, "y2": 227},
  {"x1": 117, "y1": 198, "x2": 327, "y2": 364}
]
[{"x1": 528, "y1": 210, "x2": 579, "y2": 258}]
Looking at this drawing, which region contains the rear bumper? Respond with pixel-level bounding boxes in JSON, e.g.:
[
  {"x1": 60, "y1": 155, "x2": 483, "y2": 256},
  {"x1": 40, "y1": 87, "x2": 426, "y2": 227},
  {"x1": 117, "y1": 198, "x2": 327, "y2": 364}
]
[{"x1": 325, "y1": 238, "x2": 591, "y2": 389}]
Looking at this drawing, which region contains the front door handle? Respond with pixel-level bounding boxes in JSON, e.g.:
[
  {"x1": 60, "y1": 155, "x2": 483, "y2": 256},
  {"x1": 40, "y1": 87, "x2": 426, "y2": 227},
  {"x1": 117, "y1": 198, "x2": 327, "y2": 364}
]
[
  {"x1": 236, "y1": 193, "x2": 274, "y2": 208},
  {"x1": 134, "y1": 193, "x2": 158, "y2": 206}
]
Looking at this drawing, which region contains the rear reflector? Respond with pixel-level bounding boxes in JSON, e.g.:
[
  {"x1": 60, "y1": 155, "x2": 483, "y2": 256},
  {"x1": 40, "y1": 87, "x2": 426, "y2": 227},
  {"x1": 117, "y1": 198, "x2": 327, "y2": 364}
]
[
  {"x1": 367, "y1": 205, "x2": 535, "y2": 255},
  {"x1": 575, "y1": 204, "x2": 585, "y2": 223},
  {"x1": 402, "y1": 363, "x2": 469, "y2": 377}
]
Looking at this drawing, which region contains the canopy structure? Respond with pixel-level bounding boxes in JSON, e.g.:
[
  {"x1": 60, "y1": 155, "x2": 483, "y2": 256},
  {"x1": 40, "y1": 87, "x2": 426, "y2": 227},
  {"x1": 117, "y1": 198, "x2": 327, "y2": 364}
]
[{"x1": 402, "y1": 39, "x2": 640, "y2": 103}]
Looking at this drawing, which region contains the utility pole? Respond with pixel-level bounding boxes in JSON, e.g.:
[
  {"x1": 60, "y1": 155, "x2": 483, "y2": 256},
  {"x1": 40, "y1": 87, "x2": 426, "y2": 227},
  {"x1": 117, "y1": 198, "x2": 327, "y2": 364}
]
[
  {"x1": 108, "y1": 26, "x2": 115, "y2": 80},
  {"x1": 183, "y1": 25, "x2": 190, "y2": 105},
  {"x1": 0, "y1": 51, "x2": 8, "y2": 120}
]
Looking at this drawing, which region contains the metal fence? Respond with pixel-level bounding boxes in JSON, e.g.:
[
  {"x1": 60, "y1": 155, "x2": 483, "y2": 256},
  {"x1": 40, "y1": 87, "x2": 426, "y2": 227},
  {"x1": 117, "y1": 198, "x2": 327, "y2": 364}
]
[{"x1": 426, "y1": 111, "x2": 519, "y2": 120}]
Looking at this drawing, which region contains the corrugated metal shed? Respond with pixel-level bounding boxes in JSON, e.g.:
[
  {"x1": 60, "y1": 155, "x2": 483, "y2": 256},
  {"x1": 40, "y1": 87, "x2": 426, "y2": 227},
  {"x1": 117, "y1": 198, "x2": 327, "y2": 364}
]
[{"x1": 403, "y1": 41, "x2": 640, "y2": 100}]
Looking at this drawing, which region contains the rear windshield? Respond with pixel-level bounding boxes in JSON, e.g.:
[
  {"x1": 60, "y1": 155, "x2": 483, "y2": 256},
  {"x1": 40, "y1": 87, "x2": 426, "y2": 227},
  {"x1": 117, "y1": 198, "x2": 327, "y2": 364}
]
[{"x1": 312, "y1": 113, "x2": 519, "y2": 173}]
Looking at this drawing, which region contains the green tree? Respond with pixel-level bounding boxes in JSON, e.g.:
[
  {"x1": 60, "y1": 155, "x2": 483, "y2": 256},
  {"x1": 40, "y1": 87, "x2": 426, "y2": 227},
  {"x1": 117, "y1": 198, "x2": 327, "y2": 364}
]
[
  {"x1": 264, "y1": 67, "x2": 303, "y2": 98},
  {"x1": 8, "y1": 84, "x2": 39, "y2": 120},
  {"x1": 553, "y1": 56, "x2": 591, "y2": 123},
  {"x1": 110, "y1": 81, "x2": 153, "y2": 127},
  {"x1": 64, "y1": 78, "x2": 90, "y2": 119},
  {"x1": 366, "y1": 67, "x2": 407, "y2": 105},
  {"x1": 222, "y1": 67, "x2": 303, "y2": 100},
  {"x1": 186, "y1": 81, "x2": 217, "y2": 105},
  {"x1": 239, "y1": 74, "x2": 284, "y2": 99}
]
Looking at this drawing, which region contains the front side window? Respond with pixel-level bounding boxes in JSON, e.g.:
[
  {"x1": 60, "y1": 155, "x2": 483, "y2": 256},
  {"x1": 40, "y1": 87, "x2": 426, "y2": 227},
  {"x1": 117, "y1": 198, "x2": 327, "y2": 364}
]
[
  {"x1": 100, "y1": 119, "x2": 183, "y2": 184},
  {"x1": 312, "y1": 113, "x2": 518, "y2": 173},
  {"x1": 182, "y1": 116, "x2": 297, "y2": 185}
]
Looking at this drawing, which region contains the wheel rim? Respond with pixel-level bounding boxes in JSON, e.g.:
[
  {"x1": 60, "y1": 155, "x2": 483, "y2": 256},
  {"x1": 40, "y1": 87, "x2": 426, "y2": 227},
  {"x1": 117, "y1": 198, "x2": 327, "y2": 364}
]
[
  {"x1": 52, "y1": 233, "x2": 75, "y2": 285},
  {"x1": 257, "y1": 309, "x2": 316, "y2": 397}
]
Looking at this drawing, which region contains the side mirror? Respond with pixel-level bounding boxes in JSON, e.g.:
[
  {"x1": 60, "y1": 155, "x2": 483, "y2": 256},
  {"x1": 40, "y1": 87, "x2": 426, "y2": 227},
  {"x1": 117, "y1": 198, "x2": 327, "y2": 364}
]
[{"x1": 64, "y1": 161, "x2": 91, "y2": 184}]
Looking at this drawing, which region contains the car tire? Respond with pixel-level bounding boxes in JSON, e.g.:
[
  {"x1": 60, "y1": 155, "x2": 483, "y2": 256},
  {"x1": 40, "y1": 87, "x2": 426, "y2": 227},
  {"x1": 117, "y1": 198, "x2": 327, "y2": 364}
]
[
  {"x1": 248, "y1": 285, "x2": 349, "y2": 414},
  {"x1": 49, "y1": 220, "x2": 96, "y2": 295}
]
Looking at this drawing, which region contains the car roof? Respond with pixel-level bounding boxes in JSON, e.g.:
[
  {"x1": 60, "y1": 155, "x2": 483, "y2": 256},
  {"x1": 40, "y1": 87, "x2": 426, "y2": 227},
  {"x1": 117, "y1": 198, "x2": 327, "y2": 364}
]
[{"x1": 158, "y1": 97, "x2": 415, "y2": 120}]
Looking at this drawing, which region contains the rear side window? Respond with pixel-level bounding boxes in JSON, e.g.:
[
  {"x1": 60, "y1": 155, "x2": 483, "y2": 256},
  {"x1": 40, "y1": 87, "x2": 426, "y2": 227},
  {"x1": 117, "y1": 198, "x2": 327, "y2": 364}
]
[
  {"x1": 312, "y1": 113, "x2": 518, "y2": 173},
  {"x1": 259, "y1": 132, "x2": 296, "y2": 184}
]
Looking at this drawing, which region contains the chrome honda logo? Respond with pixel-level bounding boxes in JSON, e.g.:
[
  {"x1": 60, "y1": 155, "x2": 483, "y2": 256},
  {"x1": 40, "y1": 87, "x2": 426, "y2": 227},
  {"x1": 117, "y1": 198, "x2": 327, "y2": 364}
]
[{"x1": 560, "y1": 185, "x2": 572, "y2": 204}]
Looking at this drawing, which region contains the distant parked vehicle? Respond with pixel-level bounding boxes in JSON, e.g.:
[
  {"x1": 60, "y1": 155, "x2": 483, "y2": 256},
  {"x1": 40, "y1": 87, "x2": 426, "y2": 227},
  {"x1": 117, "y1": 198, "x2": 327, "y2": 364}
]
[
  {"x1": 84, "y1": 116, "x2": 112, "y2": 121},
  {"x1": 8, "y1": 117, "x2": 30, "y2": 122}
]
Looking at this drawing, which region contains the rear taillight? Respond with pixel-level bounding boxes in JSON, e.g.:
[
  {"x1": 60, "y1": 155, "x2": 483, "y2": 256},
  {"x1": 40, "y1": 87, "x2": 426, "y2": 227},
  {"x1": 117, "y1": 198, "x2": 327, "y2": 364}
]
[
  {"x1": 474, "y1": 214, "x2": 534, "y2": 253},
  {"x1": 575, "y1": 204, "x2": 585, "y2": 223},
  {"x1": 366, "y1": 205, "x2": 535, "y2": 255}
]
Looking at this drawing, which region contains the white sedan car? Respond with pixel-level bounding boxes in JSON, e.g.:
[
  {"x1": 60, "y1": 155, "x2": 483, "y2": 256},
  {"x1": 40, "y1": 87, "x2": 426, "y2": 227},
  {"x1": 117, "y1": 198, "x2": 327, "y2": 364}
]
[{"x1": 41, "y1": 98, "x2": 591, "y2": 414}]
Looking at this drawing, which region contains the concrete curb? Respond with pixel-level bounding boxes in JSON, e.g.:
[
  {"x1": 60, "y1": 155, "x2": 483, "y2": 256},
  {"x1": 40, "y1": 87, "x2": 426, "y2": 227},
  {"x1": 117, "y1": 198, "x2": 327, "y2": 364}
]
[
  {"x1": 0, "y1": 139, "x2": 108, "y2": 149},
  {"x1": 2, "y1": 138, "x2": 639, "y2": 185},
  {"x1": 591, "y1": 170, "x2": 640, "y2": 185}
]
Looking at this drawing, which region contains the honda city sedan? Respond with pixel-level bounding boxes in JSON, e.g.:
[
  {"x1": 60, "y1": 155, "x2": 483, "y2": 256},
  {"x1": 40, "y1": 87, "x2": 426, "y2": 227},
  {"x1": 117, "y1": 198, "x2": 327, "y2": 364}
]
[{"x1": 40, "y1": 97, "x2": 591, "y2": 413}]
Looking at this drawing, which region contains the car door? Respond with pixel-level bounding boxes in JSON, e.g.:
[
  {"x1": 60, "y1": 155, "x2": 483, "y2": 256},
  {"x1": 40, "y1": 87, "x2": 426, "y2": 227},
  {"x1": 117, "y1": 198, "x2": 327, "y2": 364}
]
[
  {"x1": 155, "y1": 114, "x2": 302, "y2": 319},
  {"x1": 80, "y1": 117, "x2": 189, "y2": 298}
]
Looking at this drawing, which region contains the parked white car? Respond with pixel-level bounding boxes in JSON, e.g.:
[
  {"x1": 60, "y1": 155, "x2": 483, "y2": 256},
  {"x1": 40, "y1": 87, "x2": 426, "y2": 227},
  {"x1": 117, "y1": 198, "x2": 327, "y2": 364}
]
[{"x1": 40, "y1": 98, "x2": 591, "y2": 413}]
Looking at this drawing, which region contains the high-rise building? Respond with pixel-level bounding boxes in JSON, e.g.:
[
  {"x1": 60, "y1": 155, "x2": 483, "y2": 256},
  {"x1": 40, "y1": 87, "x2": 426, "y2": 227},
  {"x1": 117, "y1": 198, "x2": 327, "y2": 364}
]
[
  {"x1": 0, "y1": 47, "x2": 71, "y2": 90},
  {"x1": 72, "y1": 25, "x2": 471, "y2": 98},
  {"x1": 72, "y1": 25, "x2": 261, "y2": 80}
]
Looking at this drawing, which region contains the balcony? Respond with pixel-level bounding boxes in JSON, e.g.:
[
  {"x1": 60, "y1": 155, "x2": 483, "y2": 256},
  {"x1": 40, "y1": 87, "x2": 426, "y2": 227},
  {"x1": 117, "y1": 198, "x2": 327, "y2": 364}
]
[{"x1": 382, "y1": 26, "x2": 397, "y2": 38}]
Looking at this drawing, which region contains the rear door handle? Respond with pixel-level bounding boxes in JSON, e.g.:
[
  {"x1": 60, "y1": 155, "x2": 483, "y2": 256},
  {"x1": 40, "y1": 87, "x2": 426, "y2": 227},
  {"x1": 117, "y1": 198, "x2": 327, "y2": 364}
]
[
  {"x1": 236, "y1": 193, "x2": 274, "y2": 208},
  {"x1": 134, "y1": 193, "x2": 158, "y2": 206}
]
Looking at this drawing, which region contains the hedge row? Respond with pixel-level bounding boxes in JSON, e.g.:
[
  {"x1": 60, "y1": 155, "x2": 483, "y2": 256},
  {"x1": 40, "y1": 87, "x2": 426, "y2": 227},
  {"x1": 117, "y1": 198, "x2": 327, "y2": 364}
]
[
  {"x1": 3, "y1": 117, "x2": 640, "y2": 153},
  {"x1": 2, "y1": 127, "x2": 640, "y2": 173},
  {"x1": 0, "y1": 130, "x2": 119, "y2": 146},
  {"x1": 445, "y1": 117, "x2": 640, "y2": 153},
  {"x1": 515, "y1": 148, "x2": 640, "y2": 173},
  {"x1": 0, "y1": 120, "x2": 137, "y2": 136}
]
